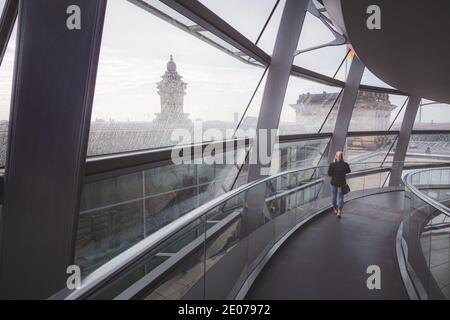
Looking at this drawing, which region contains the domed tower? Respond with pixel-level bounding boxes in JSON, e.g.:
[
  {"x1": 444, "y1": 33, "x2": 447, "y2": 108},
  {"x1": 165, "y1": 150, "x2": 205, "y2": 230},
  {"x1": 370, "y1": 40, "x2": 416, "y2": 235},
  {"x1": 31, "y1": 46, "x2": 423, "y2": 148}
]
[{"x1": 154, "y1": 55, "x2": 190, "y2": 124}]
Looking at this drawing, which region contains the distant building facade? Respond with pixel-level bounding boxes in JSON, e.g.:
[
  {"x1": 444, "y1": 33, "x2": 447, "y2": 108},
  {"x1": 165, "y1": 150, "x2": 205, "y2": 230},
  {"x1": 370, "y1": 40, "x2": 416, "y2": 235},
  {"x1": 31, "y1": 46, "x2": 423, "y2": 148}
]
[
  {"x1": 290, "y1": 91, "x2": 397, "y2": 149},
  {"x1": 85, "y1": 56, "x2": 245, "y2": 156},
  {"x1": 154, "y1": 55, "x2": 191, "y2": 125},
  {"x1": 87, "y1": 56, "x2": 195, "y2": 155}
]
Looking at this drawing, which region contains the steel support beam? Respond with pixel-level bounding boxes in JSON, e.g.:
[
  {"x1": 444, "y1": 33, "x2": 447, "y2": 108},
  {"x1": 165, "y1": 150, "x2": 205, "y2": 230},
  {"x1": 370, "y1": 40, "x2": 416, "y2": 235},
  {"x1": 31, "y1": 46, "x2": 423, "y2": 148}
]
[
  {"x1": 159, "y1": 0, "x2": 271, "y2": 66},
  {"x1": 0, "y1": 0, "x2": 107, "y2": 299},
  {"x1": 242, "y1": 0, "x2": 308, "y2": 249},
  {"x1": 247, "y1": 0, "x2": 308, "y2": 182},
  {"x1": 327, "y1": 56, "x2": 365, "y2": 163},
  {"x1": 389, "y1": 96, "x2": 421, "y2": 186}
]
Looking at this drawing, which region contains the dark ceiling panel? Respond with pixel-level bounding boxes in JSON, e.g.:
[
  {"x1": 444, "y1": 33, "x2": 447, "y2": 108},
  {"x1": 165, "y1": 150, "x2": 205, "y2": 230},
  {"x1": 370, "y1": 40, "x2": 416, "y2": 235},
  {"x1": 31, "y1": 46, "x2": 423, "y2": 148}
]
[{"x1": 324, "y1": 0, "x2": 450, "y2": 103}]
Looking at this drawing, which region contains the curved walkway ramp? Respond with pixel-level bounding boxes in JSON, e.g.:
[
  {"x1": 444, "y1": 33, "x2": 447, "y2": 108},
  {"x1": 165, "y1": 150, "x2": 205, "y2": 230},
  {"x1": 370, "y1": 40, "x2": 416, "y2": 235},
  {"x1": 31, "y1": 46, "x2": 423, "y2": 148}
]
[{"x1": 246, "y1": 192, "x2": 408, "y2": 300}]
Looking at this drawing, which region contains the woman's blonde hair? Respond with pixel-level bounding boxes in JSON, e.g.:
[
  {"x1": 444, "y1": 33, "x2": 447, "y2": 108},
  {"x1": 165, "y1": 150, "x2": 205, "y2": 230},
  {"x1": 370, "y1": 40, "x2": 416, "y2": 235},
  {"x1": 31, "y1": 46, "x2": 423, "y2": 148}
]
[{"x1": 335, "y1": 151, "x2": 344, "y2": 162}]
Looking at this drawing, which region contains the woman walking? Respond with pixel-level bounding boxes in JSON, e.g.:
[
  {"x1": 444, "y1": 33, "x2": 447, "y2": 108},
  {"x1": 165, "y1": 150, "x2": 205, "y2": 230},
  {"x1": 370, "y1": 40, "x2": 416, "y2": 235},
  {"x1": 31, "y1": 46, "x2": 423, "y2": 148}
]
[{"x1": 328, "y1": 151, "x2": 351, "y2": 218}]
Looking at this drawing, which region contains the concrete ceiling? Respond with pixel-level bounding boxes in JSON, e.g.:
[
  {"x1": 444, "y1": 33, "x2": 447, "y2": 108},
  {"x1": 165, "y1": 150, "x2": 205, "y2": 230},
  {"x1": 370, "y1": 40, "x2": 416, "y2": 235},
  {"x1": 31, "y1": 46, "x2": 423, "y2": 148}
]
[{"x1": 323, "y1": 0, "x2": 450, "y2": 103}]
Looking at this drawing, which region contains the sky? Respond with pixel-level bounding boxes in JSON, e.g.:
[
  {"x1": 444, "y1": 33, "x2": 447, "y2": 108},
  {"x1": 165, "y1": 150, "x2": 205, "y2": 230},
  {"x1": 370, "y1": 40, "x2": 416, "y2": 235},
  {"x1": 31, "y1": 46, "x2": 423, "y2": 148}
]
[{"x1": 0, "y1": 0, "x2": 449, "y2": 125}]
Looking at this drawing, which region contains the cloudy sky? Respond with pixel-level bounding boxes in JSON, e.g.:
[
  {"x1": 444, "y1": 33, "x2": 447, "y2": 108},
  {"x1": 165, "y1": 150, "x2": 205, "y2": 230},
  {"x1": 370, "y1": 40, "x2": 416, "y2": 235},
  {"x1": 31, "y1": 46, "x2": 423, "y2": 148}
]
[{"x1": 0, "y1": 0, "x2": 448, "y2": 126}]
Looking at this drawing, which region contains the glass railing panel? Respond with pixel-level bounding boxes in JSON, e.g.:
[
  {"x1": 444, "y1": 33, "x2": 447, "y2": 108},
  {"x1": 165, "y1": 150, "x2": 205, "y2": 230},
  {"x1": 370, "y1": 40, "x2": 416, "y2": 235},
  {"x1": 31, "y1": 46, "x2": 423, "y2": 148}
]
[
  {"x1": 428, "y1": 208, "x2": 450, "y2": 299},
  {"x1": 311, "y1": 166, "x2": 328, "y2": 179},
  {"x1": 348, "y1": 162, "x2": 370, "y2": 173},
  {"x1": 291, "y1": 168, "x2": 317, "y2": 184},
  {"x1": 141, "y1": 238, "x2": 206, "y2": 300},
  {"x1": 301, "y1": 183, "x2": 316, "y2": 213},
  {"x1": 76, "y1": 171, "x2": 144, "y2": 275},
  {"x1": 266, "y1": 176, "x2": 295, "y2": 241},
  {"x1": 423, "y1": 170, "x2": 432, "y2": 186},
  {"x1": 403, "y1": 186, "x2": 412, "y2": 247},
  {"x1": 413, "y1": 192, "x2": 433, "y2": 295},
  {"x1": 294, "y1": 189, "x2": 307, "y2": 222},
  {"x1": 67, "y1": 161, "x2": 405, "y2": 300},
  {"x1": 309, "y1": 182, "x2": 323, "y2": 212},
  {"x1": 402, "y1": 167, "x2": 450, "y2": 299},
  {"x1": 204, "y1": 193, "x2": 246, "y2": 299},
  {"x1": 361, "y1": 172, "x2": 380, "y2": 196},
  {"x1": 76, "y1": 160, "x2": 239, "y2": 277},
  {"x1": 430, "y1": 169, "x2": 442, "y2": 185},
  {"x1": 76, "y1": 200, "x2": 145, "y2": 276},
  {"x1": 347, "y1": 175, "x2": 365, "y2": 198},
  {"x1": 420, "y1": 169, "x2": 450, "y2": 299},
  {"x1": 272, "y1": 197, "x2": 292, "y2": 241},
  {"x1": 441, "y1": 169, "x2": 450, "y2": 186},
  {"x1": 89, "y1": 215, "x2": 207, "y2": 300},
  {"x1": 314, "y1": 182, "x2": 331, "y2": 213},
  {"x1": 246, "y1": 183, "x2": 275, "y2": 275},
  {"x1": 411, "y1": 170, "x2": 421, "y2": 186}
]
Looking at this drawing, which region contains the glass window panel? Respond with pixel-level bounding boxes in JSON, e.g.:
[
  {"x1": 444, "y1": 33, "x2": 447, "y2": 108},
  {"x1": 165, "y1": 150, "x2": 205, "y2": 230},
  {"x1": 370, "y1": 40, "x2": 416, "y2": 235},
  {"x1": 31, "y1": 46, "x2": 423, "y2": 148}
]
[
  {"x1": 271, "y1": 138, "x2": 330, "y2": 173},
  {"x1": 234, "y1": 69, "x2": 267, "y2": 137},
  {"x1": 256, "y1": 0, "x2": 285, "y2": 55},
  {"x1": 146, "y1": 0, "x2": 197, "y2": 26},
  {"x1": 296, "y1": 12, "x2": 337, "y2": 51},
  {"x1": 334, "y1": 54, "x2": 350, "y2": 82},
  {"x1": 293, "y1": 10, "x2": 347, "y2": 77},
  {"x1": 388, "y1": 95, "x2": 409, "y2": 131},
  {"x1": 198, "y1": 0, "x2": 279, "y2": 44},
  {"x1": 198, "y1": 30, "x2": 242, "y2": 54},
  {"x1": 406, "y1": 134, "x2": 450, "y2": 164},
  {"x1": 141, "y1": 0, "x2": 265, "y2": 67},
  {"x1": 294, "y1": 45, "x2": 348, "y2": 78},
  {"x1": 232, "y1": 162, "x2": 250, "y2": 189},
  {"x1": 0, "y1": 14, "x2": 16, "y2": 167},
  {"x1": 360, "y1": 68, "x2": 395, "y2": 89},
  {"x1": 414, "y1": 100, "x2": 450, "y2": 130},
  {"x1": 348, "y1": 90, "x2": 408, "y2": 132},
  {"x1": 88, "y1": 0, "x2": 265, "y2": 156},
  {"x1": 382, "y1": 137, "x2": 399, "y2": 164},
  {"x1": 0, "y1": 0, "x2": 6, "y2": 12},
  {"x1": 279, "y1": 75, "x2": 342, "y2": 135},
  {"x1": 345, "y1": 134, "x2": 398, "y2": 164}
]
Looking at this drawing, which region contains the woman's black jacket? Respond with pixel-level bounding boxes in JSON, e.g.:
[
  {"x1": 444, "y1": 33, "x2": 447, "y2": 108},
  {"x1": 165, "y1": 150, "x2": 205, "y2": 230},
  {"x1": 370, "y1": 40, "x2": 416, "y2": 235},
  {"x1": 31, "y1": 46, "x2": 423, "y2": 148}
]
[{"x1": 328, "y1": 161, "x2": 351, "y2": 187}]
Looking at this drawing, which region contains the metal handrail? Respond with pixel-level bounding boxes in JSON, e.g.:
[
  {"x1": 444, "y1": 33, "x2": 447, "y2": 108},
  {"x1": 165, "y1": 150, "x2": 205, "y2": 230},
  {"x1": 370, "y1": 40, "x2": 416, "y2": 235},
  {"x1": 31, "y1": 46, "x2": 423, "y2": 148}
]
[
  {"x1": 82, "y1": 130, "x2": 450, "y2": 180},
  {"x1": 60, "y1": 161, "x2": 439, "y2": 299},
  {"x1": 403, "y1": 168, "x2": 450, "y2": 218}
]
